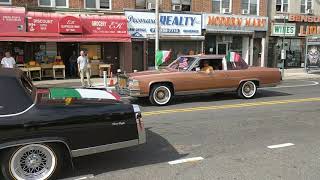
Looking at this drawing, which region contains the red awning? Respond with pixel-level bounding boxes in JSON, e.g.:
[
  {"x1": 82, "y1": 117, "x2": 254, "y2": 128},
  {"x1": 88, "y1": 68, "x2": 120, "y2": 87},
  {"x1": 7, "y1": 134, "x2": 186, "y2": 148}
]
[{"x1": 0, "y1": 32, "x2": 131, "y2": 42}]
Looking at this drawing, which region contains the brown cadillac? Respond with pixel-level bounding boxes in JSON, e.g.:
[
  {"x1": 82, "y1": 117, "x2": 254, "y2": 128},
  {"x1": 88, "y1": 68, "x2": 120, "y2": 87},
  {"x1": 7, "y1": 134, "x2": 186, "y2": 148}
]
[{"x1": 117, "y1": 55, "x2": 282, "y2": 106}]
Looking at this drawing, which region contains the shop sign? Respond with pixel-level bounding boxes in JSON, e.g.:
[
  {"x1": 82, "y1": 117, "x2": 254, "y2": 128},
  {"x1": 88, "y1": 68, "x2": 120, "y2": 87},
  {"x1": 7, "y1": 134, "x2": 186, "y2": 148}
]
[
  {"x1": 298, "y1": 25, "x2": 320, "y2": 36},
  {"x1": 271, "y1": 23, "x2": 296, "y2": 37},
  {"x1": 27, "y1": 12, "x2": 59, "y2": 33},
  {"x1": 59, "y1": 16, "x2": 82, "y2": 34},
  {"x1": 82, "y1": 16, "x2": 128, "y2": 34},
  {"x1": 0, "y1": 7, "x2": 25, "y2": 33},
  {"x1": 289, "y1": 14, "x2": 320, "y2": 23},
  {"x1": 125, "y1": 11, "x2": 202, "y2": 38},
  {"x1": 202, "y1": 14, "x2": 268, "y2": 32}
]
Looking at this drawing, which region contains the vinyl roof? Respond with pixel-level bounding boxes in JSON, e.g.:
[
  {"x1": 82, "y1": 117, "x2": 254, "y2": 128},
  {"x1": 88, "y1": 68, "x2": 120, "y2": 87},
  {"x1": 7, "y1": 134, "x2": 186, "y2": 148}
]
[{"x1": 0, "y1": 68, "x2": 23, "y2": 78}]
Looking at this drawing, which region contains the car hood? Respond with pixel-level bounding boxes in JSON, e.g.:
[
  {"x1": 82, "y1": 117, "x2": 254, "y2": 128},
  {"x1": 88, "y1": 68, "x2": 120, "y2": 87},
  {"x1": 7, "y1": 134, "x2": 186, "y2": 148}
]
[
  {"x1": 45, "y1": 88, "x2": 121, "y2": 101},
  {"x1": 128, "y1": 68, "x2": 177, "y2": 78}
]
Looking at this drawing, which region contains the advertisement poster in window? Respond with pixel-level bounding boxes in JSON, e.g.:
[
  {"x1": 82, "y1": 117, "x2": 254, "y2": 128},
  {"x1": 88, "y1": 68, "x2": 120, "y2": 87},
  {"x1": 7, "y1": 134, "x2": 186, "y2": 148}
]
[{"x1": 306, "y1": 36, "x2": 320, "y2": 70}]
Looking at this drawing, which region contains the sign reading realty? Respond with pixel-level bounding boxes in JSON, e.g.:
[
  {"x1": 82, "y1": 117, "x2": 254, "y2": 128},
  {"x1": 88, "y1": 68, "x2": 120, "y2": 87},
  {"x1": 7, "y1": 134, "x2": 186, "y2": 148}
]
[{"x1": 125, "y1": 11, "x2": 202, "y2": 38}]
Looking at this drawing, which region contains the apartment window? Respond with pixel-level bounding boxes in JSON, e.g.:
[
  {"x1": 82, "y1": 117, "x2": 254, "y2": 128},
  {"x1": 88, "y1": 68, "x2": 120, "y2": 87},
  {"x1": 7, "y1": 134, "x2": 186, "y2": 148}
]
[
  {"x1": 38, "y1": 0, "x2": 68, "y2": 7},
  {"x1": 0, "y1": 0, "x2": 11, "y2": 5},
  {"x1": 85, "y1": 0, "x2": 111, "y2": 10},
  {"x1": 136, "y1": 0, "x2": 146, "y2": 9},
  {"x1": 212, "y1": 0, "x2": 231, "y2": 14},
  {"x1": 301, "y1": 0, "x2": 312, "y2": 13},
  {"x1": 242, "y1": 0, "x2": 258, "y2": 15},
  {"x1": 276, "y1": 0, "x2": 288, "y2": 13},
  {"x1": 172, "y1": 0, "x2": 191, "y2": 11}
]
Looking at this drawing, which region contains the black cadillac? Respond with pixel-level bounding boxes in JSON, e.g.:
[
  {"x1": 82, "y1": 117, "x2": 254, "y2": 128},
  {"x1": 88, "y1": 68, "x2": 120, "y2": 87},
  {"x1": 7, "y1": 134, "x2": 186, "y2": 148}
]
[{"x1": 0, "y1": 68, "x2": 146, "y2": 180}]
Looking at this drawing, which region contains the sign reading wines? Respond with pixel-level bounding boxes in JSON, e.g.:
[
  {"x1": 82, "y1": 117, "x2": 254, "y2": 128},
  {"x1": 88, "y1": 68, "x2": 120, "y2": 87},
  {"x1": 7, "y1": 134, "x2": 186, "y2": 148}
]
[{"x1": 271, "y1": 23, "x2": 296, "y2": 37}]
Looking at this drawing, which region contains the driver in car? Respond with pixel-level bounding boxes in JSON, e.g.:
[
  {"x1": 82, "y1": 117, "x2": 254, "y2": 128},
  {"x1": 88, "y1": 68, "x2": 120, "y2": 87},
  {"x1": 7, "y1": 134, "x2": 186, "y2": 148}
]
[{"x1": 201, "y1": 61, "x2": 214, "y2": 73}]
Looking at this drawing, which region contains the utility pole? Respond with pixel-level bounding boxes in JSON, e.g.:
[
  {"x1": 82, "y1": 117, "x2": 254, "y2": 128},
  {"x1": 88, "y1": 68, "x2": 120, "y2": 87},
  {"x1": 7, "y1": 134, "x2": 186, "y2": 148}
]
[{"x1": 155, "y1": 0, "x2": 160, "y2": 70}]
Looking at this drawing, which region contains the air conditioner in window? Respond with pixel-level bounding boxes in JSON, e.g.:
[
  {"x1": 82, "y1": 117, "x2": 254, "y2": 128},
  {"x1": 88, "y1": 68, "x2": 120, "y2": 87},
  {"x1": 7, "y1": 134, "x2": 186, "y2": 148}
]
[
  {"x1": 147, "y1": 3, "x2": 156, "y2": 10},
  {"x1": 222, "y1": 8, "x2": 231, "y2": 14},
  {"x1": 242, "y1": 9, "x2": 249, "y2": 15},
  {"x1": 307, "y1": 9, "x2": 313, "y2": 14},
  {"x1": 172, "y1": 4, "x2": 182, "y2": 11}
]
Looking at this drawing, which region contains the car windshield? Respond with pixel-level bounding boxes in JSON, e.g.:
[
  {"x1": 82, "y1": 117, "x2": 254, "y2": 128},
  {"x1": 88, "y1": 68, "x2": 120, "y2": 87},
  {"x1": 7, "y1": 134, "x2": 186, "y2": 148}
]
[{"x1": 167, "y1": 57, "x2": 197, "y2": 71}]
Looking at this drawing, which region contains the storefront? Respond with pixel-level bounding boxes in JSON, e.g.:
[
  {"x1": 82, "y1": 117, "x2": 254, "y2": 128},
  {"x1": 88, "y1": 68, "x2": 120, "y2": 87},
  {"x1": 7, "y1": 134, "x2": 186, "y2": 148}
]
[
  {"x1": 0, "y1": 7, "x2": 132, "y2": 77},
  {"x1": 125, "y1": 11, "x2": 203, "y2": 70},
  {"x1": 269, "y1": 14, "x2": 320, "y2": 68},
  {"x1": 305, "y1": 35, "x2": 320, "y2": 72},
  {"x1": 202, "y1": 14, "x2": 268, "y2": 67}
]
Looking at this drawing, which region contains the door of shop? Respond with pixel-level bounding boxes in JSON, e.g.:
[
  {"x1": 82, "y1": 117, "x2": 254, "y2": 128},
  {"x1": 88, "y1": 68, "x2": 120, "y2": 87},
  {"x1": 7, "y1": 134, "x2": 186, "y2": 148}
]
[
  {"x1": 132, "y1": 41, "x2": 144, "y2": 71},
  {"x1": 217, "y1": 43, "x2": 228, "y2": 55},
  {"x1": 57, "y1": 43, "x2": 79, "y2": 77}
]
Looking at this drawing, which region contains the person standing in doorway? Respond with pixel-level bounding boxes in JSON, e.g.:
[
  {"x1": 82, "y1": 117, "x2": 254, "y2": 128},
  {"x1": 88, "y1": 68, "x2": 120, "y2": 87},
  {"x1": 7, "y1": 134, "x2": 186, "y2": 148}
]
[
  {"x1": 1, "y1": 51, "x2": 16, "y2": 68},
  {"x1": 77, "y1": 51, "x2": 91, "y2": 88},
  {"x1": 69, "y1": 51, "x2": 77, "y2": 77}
]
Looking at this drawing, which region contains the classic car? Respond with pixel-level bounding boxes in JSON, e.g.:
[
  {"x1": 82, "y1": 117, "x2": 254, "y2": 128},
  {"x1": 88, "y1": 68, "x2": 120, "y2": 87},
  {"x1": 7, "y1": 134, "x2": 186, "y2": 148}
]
[
  {"x1": 117, "y1": 54, "x2": 282, "y2": 106},
  {"x1": 0, "y1": 68, "x2": 146, "y2": 180}
]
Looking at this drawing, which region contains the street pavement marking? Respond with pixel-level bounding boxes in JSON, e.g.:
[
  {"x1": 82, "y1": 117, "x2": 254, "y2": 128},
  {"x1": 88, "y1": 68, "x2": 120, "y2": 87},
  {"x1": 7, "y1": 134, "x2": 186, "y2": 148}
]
[
  {"x1": 168, "y1": 157, "x2": 204, "y2": 165},
  {"x1": 262, "y1": 81, "x2": 319, "y2": 89},
  {"x1": 143, "y1": 97, "x2": 320, "y2": 116},
  {"x1": 267, "y1": 143, "x2": 295, "y2": 149}
]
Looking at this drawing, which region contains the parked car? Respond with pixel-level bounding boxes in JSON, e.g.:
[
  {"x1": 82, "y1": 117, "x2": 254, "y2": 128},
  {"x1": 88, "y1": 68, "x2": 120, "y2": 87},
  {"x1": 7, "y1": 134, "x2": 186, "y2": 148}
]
[
  {"x1": 116, "y1": 54, "x2": 282, "y2": 106},
  {"x1": 0, "y1": 68, "x2": 146, "y2": 180}
]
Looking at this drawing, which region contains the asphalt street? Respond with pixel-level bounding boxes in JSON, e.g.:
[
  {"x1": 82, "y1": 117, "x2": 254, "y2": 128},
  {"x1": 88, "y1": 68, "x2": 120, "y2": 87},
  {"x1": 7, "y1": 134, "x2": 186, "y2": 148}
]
[{"x1": 61, "y1": 79, "x2": 320, "y2": 180}]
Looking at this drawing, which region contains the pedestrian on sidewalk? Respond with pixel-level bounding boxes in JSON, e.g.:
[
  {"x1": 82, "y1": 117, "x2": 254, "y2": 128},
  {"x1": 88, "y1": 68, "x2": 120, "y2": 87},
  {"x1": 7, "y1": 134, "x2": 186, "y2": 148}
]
[
  {"x1": 1, "y1": 51, "x2": 16, "y2": 68},
  {"x1": 77, "y1": 51, "x2": 92, "y2": 88}
]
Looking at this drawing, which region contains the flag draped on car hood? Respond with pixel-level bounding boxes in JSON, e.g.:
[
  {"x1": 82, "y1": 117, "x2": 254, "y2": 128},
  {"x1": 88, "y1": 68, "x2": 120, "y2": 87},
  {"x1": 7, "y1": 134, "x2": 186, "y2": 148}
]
[
  {"x1": 156, "y1": 50, "x2": 171, "y2": 66},
  {"x1": 49, "y1": 88, "x2": 121, "y2": 100}
]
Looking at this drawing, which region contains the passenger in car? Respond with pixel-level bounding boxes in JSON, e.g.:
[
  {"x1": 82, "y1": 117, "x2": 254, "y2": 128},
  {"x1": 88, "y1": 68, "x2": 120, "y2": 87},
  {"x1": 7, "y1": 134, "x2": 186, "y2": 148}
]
[{"x1": 201, "y1": 61, "x2": 214, "y2": 73}]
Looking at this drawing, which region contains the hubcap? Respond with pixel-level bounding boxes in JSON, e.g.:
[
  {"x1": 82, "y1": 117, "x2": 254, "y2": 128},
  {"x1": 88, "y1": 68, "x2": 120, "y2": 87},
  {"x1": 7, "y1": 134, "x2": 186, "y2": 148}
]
[
  {"x1": 10, "y1": 144, "x2": 56, "y2": 180},
  {"x1": 153, "y1": 86, "x2": 171, "y2": 105},
  {"x1": 242, "y1": 81, "x2": 256, "y2": 98}
]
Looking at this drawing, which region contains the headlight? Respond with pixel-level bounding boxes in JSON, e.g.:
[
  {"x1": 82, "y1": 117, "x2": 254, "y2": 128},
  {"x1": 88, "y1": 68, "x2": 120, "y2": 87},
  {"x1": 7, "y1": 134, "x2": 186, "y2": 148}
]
[{"x1": 128, "y1": 79, "x2": 140, "y2": 89}]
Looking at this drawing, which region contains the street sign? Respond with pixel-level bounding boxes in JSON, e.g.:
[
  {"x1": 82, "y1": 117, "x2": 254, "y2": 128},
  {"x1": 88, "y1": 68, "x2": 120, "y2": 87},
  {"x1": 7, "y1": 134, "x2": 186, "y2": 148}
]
[{"x1": 271, "y1": 23, "x2": 296, "y2": 37}]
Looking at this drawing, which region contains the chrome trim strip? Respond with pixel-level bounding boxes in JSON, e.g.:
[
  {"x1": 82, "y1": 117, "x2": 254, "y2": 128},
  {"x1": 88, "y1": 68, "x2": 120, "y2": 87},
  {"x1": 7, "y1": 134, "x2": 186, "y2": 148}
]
[
  {"x1": 133, "y1": 104, "x2": 146, "y2": 144},
  {"x1": 175, "y1": 87, "x2": 237, "y2": 96},
  {"x1": 71, "y1": 139, "x2": 139, "y2": 157},
  {"x1": 0, "y1": 103, "x2": 35, "y2": 118}
]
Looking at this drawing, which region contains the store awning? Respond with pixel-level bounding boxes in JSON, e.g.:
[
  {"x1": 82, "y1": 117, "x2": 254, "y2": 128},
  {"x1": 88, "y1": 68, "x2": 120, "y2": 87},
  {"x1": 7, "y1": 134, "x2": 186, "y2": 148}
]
[{"x1": 0, "y1": 32, "x2": 131, "y2": 42}]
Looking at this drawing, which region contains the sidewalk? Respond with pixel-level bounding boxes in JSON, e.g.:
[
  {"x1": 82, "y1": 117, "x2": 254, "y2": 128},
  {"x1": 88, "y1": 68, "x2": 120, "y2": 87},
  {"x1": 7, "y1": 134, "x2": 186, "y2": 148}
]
[{"x1": 33, "y1": 68, "x2": 320, "y2": 88}]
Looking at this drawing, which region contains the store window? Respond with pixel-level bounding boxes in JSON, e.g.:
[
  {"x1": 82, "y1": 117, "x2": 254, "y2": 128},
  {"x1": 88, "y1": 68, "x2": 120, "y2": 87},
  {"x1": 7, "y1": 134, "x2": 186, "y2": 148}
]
[
  {"x1": 301, "y1": 0, "x2": 312, "y2": 14},
  {"x1": 212, "y1": 0, "x2": 231, "y2": 14},
  {"x1": 38, "y1": 0, "x2": 69, "y2": 7},
  {"x1": 241, "y1": 0, "x2": 258, "y2": 15},
  {"x1": 276, "y1": 0, "x2": 288, "y2": 13},
  {"x1": 136, "y1": 0, "x2": 146, "y2": 9},
  {"x1": 0, "y1": 0, "x2": 11, "y2": 5},
  {"x1": 85, "y1": 0, "x2": 111, "y2": 10},
  {"x1": 172, "y1": 0, "x2": 191, "y2": 11}
]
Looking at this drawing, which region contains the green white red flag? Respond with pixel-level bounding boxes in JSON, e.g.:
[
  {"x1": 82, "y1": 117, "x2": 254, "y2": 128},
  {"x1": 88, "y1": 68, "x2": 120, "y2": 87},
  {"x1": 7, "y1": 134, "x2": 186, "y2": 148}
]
[{"x1": 156, "y1": 50, "x2": 171, "y2": 66}]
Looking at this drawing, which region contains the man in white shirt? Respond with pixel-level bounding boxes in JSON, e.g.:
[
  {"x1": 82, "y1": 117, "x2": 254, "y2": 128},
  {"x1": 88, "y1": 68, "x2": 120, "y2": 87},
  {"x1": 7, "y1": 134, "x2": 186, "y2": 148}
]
[
  {"x1": 1, "y1": 52, "x2": 16, "y2": 68},
  {"x1": 77, "y1": 51, "x2": 91, "y2": 87}
]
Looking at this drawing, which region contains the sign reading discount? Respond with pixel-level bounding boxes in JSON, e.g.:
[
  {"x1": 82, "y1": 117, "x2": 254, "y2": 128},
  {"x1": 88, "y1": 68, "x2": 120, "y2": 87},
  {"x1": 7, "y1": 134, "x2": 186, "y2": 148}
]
[
  {"x1": 125, "y1": 11, "x2": 202, "y2": 38},
  {"x1": 271, "y1": 23, "x2": 296, "y2": 36}
]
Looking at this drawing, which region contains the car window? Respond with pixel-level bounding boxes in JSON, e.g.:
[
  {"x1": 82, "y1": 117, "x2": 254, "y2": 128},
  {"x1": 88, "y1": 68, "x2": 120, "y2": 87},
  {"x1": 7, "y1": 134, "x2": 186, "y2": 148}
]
[
  {"x1": 168, "y1": 57, "x2": 197, "y2": 71},
  {"x1": 226, "y1": 58, "x2": 249, "y2": 70},
  {"x1": 193, "y1": 59, "x2": 223, "y2": 71}
]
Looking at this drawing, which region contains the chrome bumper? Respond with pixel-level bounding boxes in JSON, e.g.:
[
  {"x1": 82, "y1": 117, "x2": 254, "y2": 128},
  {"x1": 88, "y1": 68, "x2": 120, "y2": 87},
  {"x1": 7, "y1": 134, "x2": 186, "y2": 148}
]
[{"x1": 116, "y1": 86, "x2": 141, "y2": 97}]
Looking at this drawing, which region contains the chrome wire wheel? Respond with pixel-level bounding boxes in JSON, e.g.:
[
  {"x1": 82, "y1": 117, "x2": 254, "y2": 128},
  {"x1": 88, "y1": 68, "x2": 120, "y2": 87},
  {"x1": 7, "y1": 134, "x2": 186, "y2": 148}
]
[
  {"x1": 153, "y1": 86, "x2": 172, "y2": 105},
  {"x1": 241, "y1": 81, "x2": 257, "y2": 98},
  {"x1": 9, "y1": 144, "x2": 57, "y2": 180}
]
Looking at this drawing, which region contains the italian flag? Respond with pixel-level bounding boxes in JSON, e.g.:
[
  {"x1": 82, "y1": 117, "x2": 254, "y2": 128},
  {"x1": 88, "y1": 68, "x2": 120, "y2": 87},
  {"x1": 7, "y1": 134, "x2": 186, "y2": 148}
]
[
  {"x1": 156, "y1": 50, "x2": 171, "y2": 66},
  {"x1": 49, "y1": 88, "x2": 121, "y2": 100},
  {"x1": 223, "y1": 52, "x2": 241, "y2": 70}
]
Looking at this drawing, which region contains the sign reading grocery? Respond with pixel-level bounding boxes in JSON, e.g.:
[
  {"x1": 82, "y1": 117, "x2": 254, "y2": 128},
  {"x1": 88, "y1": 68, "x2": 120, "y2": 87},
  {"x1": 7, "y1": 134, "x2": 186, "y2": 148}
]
[
  {"x1": 125, "y1": 11, "x2": 202, "y2": 38},
  {"x1": 0, "y1": 7, "x2": 25, "y2": 33},
  {"x1": 288, "y1": 14, "x2": 320, "y2": 36},
  {"x1": 202, "y1": 14, "x2": 268, "y2": 32},
  {"x1": 82, "y1": 16, "x2": 128, "y2": 34},
  {"x1": 271, "y1": 23, "x2": 296, "y2": 37}
]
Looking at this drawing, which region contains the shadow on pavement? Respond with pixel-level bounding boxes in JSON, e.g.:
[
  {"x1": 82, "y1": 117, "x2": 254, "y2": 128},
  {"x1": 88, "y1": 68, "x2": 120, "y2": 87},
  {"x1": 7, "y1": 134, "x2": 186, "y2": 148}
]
[
  {"x1": 61, "y1": 129, "x2": 187, "y2": 179},
  {"x1": 131, "y1": 90, "x2": 292, "y2": 107}
]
